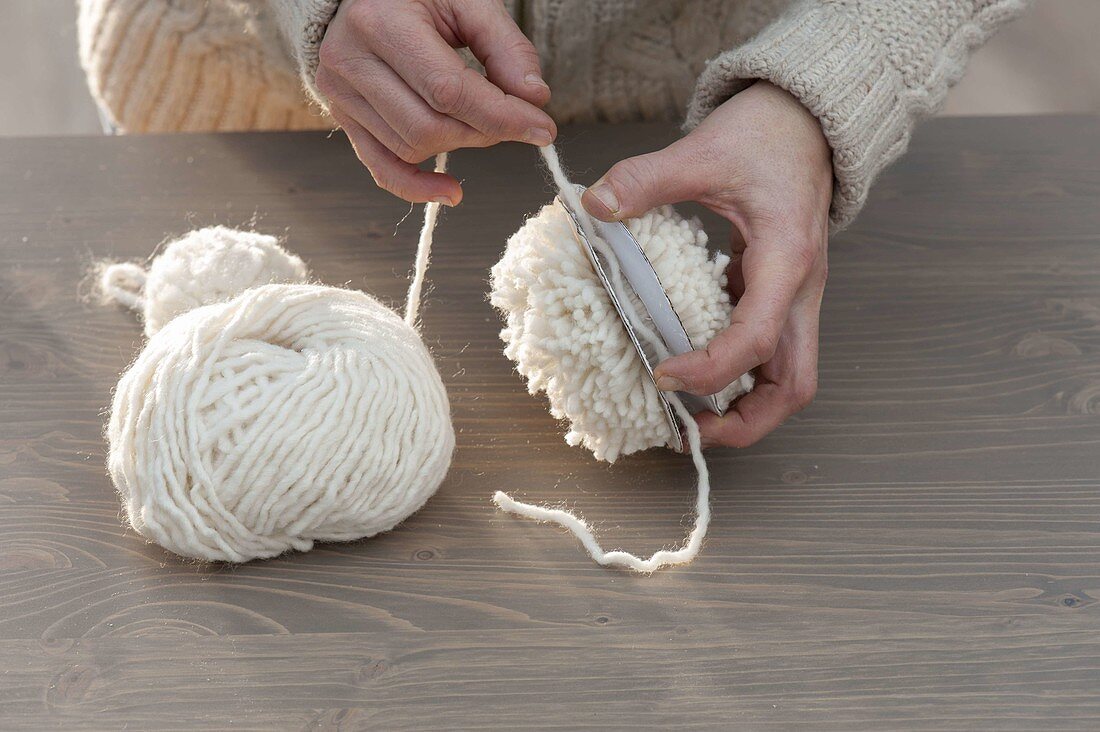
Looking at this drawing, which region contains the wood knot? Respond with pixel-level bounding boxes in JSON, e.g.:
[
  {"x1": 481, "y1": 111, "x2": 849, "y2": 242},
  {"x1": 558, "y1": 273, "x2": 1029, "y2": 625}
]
[
  {"x1": 781, "y1": 469, "x2": 808, "y2": 485},
  {"x1": 0, "y1": 340, "x2": 61, "y2": 377},
  {"x1": 1059, "y1": 593, "x2": 1091, "y2": 608},
  {"x1": 306, "y1": 708, "x2": 368, "y2": 730},
  {"x1": 0, "y1": 543, "x2": 72, "y2": 570},
  {"x1": 1013, "y1": 332, "x2": 1081, "y2": 358},
  {"x1": 1047, "y1": 297, "x2": 1100, "y2": 323},
  {"x1": 46, "y1": 664, "x2": 99, "y2": 709},
  {"x1": 38, "y1": 637, "x2": 75, "y2": 656},
  {"x1": 355, "y1": 658, "x2": 389, "y2": 683},
  {"x1": 1067, "y1": 382, "x2": 1100, "y2": 415},
  {"x1": 413, "y1": 548, "x2": 438, "y2": 561}
]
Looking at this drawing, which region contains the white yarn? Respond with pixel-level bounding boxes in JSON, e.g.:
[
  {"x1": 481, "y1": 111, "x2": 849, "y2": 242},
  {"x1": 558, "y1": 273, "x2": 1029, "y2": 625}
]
[
  {"x1": 102, "y1": 226, "x2": 454, "y2": 562},
  {"x1": 405, "y1": 152, "x2": 448, "y2": 327},
  {"x1": 101, "y1": 225, "x2": 310, "y2": 336},
  {"x1": 487, "y1": 144, "x2": 753, "y2": 572},
  {"x1": 491, "y1": 155, "x2": 752, "y2": 461},
  {"x1": 98, "y1": 147, "x2": 743, "y2": 572}
]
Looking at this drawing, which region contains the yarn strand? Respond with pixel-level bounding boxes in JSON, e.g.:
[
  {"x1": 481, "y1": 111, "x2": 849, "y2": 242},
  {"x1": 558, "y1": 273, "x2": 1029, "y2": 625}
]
[
  {"x1": 404, "y1": 152, "x2": 449, "y2": 327},
  {"x1": 99, "y1": 261, "x2": 148, "y2": 312},
  {"x1": 491, "y1": 144, "x2": 714, "y2": 573}
]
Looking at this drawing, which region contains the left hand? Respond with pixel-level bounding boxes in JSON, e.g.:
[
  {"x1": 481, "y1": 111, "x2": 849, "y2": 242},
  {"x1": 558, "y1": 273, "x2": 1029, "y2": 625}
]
[{"x1": 581, "y1": 81, "x2": 833, "y2": 448}]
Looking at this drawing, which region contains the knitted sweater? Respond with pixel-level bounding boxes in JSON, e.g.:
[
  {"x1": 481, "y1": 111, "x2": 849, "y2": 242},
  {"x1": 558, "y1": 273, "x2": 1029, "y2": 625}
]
[{"x1": 78, "y1": 0, "x2": 1029, "y2": 228}]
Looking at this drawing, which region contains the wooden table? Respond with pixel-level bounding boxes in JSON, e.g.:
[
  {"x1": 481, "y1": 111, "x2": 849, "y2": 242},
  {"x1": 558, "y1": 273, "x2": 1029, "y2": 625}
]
[{"x1": 1, "y1": 116, "x2": 1098, "y2": 729}]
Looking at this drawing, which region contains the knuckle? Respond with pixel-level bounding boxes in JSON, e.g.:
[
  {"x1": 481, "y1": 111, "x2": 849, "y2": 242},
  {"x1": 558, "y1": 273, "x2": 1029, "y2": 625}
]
[
  {"x1": 611, "y1": 156, "x2": 657, "y2": 198},
  {"x1": 786, "y1": 238, "x2": 819, "y2": 275},
  {"x1": 791, "y1": 378, "x2": 818, "y2": 411},
  {"x1": 749, "y1": 325, "x2": 780, "y2": 364},
  {"x1": 315, "y1": 67, "x2": 338, "y2": 98},
  {"x1": 317, "y1": 40, "x2": 340, "y2": 73},
  {"x1": 348, "y1": 1, "x2": 383, "y2": 32},
  {"x1": 705, "y1": 379, "x2": 733, "y2": 398},
  {"x1": 464, "y1": 129, "x2": 499, "y2": 149},
  {"x1": 366, "y1": 165, "x2": 397, "y2": 194},
  {"x1": 399, "y1": 121, "x2": 438, "y2": 161},
  {"x1": 505, "y1": 37, "x2": 541, "y2": 67},
  {"x1": 392, "y1": 139, "x2": 423, "y2": 165},
  {"x1": 379, "y1": 178, "x2": 409, "y2": 200},
  {"x1": 424, "y1": 70, "x2": 467, "y2": 114},
  {"x1": 696, "y1": 365, "x2": 733, "y2": 396},
  {"x1": 483, "y1": 111, "x2": 512, "y2": 142},
  {"x1": 327, "y1": 56, "x2": 365, "y2": 87}
]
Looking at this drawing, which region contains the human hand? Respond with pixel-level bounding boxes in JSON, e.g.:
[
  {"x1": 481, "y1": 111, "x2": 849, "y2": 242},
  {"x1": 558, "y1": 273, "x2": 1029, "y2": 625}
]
[
  {"x1": 581, "y1": 81, "x2": 832, "y2": 448},
  {"x1": 317, "y1": 0, "x2": 556, "y2": 205}
]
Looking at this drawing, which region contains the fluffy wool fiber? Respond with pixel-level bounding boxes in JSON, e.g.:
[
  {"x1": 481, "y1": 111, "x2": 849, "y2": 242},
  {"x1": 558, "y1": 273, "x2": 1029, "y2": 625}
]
[
  {"x1": 101, "y1": 226, "x2": 311, "y2": 337},
  {"x1": 101, "y1": 229, "x2": 454, "y2": 562},
  {"x1": 490, "y1": 200, "x2": 752, "y2": 463}
]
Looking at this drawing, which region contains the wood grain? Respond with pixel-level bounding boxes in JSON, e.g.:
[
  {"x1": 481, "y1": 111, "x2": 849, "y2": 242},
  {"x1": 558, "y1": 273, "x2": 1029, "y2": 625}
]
[{"x1": 0, "y1": 116, "x2": 1098, "y2": 730}]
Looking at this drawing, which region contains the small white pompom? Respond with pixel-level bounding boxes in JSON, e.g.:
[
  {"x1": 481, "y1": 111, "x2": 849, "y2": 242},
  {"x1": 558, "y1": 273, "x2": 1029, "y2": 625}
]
[
  {"x1": 101, "y1": 226, "x2": 310, "y2": 335},
  {"x1": 490, "y1": 201, "x2": 752, "y2": 462}
]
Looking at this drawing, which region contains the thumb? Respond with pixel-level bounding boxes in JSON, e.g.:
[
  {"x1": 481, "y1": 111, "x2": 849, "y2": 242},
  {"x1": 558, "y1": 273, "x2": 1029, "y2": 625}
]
[{"x1": 581, "y1": 139, "x2": 702, "y2": 221}]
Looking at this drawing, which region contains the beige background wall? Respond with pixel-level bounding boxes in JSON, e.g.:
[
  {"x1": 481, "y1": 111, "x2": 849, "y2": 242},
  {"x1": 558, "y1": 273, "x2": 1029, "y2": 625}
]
[{"x1": 2, "y1": 1, "x2": 1098, "y2": 137}]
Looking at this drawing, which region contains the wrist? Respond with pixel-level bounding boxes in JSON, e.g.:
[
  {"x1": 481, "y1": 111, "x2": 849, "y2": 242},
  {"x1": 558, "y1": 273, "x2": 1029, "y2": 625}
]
[{"x1": 754, "y1": 81, "x2": 832, "y2": 185}]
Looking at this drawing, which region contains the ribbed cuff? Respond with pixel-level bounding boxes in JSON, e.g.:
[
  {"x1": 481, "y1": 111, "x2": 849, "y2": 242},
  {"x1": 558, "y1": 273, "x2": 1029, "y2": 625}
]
[
  {"x1": 685, "y1": 4, "x2": 910, "y2": 231},
  {"x1": 269, "y1": 0, "x2": 343, "y2": 107}
]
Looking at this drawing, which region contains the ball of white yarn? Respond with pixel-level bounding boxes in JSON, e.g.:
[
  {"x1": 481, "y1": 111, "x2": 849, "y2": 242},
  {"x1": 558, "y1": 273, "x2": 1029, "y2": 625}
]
[
  {"x1": 490, "y1": 201, "x2": 752, "y2": 462},
  {"x1": 104, "y1": 232, "x2": 454, "y2": 562},
  {"x1": 101, "y1": 225, "x2": 310, "y2": 336}
]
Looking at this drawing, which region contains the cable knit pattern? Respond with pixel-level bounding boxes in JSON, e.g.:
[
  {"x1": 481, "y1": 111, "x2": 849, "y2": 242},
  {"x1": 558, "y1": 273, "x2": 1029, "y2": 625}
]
[
  {"x1": 526, "y1": 0, "x2": 784, "y2": 123},
  {"x1": 77, "y1": 0, "x2": 331, "y2": 132},
  {"x1": 685, "y1": 0, "x2": 1031, "y2": 229},
  {"x1": 77, "y1": 0, "x2": 1028, "y2": 226}
]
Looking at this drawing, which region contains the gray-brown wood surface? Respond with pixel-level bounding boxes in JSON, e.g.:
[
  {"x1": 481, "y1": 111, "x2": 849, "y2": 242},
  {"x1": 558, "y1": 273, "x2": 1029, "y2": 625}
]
[{"x1": 0, "y1": 116, "x2": 1098, "y2": 730}]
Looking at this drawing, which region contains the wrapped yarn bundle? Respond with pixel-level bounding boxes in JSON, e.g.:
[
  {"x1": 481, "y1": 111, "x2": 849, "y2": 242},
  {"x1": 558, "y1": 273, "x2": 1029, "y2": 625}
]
[
  {"x1": 100, "y1": 227, "x2": 454, "y2": 562},
  {"x1": 490, "y1": 200, "x2": 752, "y2": 462}
]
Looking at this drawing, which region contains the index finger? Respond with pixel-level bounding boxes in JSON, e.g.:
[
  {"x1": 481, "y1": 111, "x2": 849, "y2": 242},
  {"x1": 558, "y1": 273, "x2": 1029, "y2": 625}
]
[
  {"x1": 694, "y1": 291, "x2": 821, "y2": 448},
  {"x1": 655, "y1": 240, "x2": 811, "y2": 396},
  {"x1": 369, "y1": 12, "x2": 556, "y2": 145}
]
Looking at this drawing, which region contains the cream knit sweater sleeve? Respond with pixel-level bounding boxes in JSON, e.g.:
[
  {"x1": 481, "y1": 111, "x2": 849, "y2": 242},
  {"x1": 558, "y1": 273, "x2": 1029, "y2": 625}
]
[
  {"x1": 684, "y1": 0, "x2": 1031, "y2": 230},
  {"x1": 264, "y1": 0, "x2": 341, "y2": 104}
]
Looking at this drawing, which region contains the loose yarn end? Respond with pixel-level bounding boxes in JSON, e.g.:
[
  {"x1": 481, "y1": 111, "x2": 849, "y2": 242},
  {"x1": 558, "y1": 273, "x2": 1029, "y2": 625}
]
[
  {"x1": 490, "y1": 144, "x2": 716, "y2": 573},
  {"x1": 99, "y1": 261, "x2": 148, "y2": 312}
]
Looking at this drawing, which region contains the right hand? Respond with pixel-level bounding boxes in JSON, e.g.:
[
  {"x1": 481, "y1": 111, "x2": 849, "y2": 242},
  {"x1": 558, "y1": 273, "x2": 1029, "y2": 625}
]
[
  {"x1": 317, "y1": 0, "x2": 557, "y2": 205},
  {"x1": 581, "y1": 82, "x2": 833, "y2": 449}
]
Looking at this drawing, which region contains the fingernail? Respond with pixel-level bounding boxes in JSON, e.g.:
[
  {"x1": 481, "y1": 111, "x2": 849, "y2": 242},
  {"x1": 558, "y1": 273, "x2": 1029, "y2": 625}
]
[
  {"x1": 524, "y1": 127, "x2": 554, "y2": 146},
  {"x1": 656, "y1": 375, "x2": 684, "y2": 392},
  {"x1": 589, "y1": 181, "x2": 619, "y2": 216},
  {"x1": 432, "y1": 196, "x2": 454, "y2": 206},
  {"x1": 524, "y1": 73, "x2": 550, "y2": 90}
]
